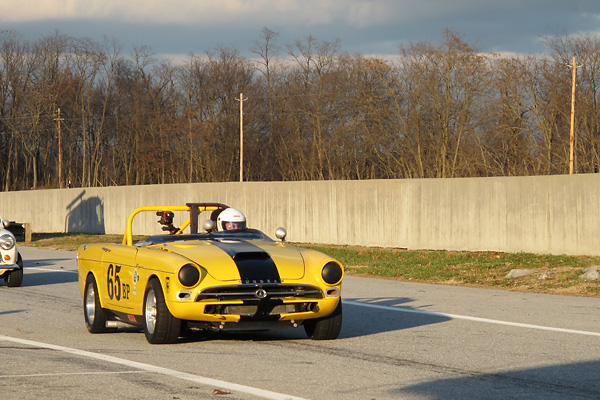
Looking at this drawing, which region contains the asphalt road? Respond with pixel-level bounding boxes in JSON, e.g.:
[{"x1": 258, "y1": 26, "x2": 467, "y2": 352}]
[{"x1": 1, "y1": 246, "x2": 599, "y2": 400}]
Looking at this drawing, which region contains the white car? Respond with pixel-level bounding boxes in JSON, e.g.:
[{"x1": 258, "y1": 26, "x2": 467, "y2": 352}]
[{"x1": 0, "y1": 220, "x2": 23, "y2": 287}]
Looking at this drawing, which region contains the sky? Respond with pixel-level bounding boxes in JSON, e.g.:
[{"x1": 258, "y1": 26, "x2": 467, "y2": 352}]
[{"x1": 1, "y1": 0, "x2": 600, "y2": 61}]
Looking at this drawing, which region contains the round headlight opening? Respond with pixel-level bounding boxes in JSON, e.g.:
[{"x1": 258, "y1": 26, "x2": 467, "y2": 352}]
[
  {"x1": 322, "y1": 262, "x2": 343, "y2": 284},
  {"x1": 0, "y1": 234, "x2": 15, "y2": 250},
  {"x1": 178, "y1": 264, "x2": 200, "y2": 287}
]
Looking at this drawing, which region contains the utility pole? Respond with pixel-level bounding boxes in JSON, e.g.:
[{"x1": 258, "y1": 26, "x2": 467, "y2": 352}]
[
  {"x1": 236, "y1": 93, "x2": 248, "y2": 182},
  {"x1": 55, "y1": 108, "x2": 64, "y2": 188},
  {"x1": 568, "y1": 56, "x2": 580, "y2": 175}
]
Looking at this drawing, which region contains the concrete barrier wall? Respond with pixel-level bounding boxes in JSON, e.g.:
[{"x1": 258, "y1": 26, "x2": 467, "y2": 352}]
[{"x1": 0, "y1": 174, "x2": 598, "y2": 255}]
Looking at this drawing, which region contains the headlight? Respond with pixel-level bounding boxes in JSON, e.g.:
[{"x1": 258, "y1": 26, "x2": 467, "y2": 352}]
[
  {"x1": 0, "y1": 234, "x2": 15, "y2": 250},
  {"x1": 321, "y1": 262, "x2": 343, "y2": 285},
  {"x1": 178, "y1": 264, "x2": 200, "y2": 287}
]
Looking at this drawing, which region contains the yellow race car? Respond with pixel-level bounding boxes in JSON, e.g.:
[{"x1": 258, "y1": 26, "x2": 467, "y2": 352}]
[{"x1": 77, "y1": 203, "x2": 343, "y2": 344}]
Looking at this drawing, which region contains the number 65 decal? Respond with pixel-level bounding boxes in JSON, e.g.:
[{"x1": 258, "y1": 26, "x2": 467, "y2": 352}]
[
  {"x1": 106, "y1": 264, "x2": 131, "y2": 301},
  {"x1": 107, "y1": 264, "x2": 131, "y2": 301},
  {"x1": 107, "y1": 264, "x2": 121, "y2": 300}
]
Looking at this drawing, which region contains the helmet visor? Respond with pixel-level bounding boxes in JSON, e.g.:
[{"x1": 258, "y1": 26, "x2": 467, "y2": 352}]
[{"x1": 223, "y1": 221, "x2": 246, "y2": 230}]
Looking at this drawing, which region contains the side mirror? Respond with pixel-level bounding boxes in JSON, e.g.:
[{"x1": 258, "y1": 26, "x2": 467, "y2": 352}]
[
  {"x1": 275, "y1": 227, "x2": 287, "y2": 242},
  {"x1": 203, "y1": 219, "x2": 216, "y2": 233}
]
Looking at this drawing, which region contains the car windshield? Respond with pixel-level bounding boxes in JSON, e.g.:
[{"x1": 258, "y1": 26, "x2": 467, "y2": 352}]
[{"x1": 136, "y1": 228, "x2": 274, "y2": 246}]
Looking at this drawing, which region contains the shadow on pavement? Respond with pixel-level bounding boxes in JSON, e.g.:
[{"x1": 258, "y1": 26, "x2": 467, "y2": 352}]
[
  {"x1": 396, "y1": 360, "x2": 600, "y2": 399},
  {"x1": 339, "y1": 297, "x2": 451, "y2": 338}
]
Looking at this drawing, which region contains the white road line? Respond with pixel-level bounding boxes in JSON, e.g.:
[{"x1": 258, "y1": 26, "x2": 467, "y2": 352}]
[
  {"x1": 0, "y1": 371, "x2": 148, "y2": 378},
  {"x1": 344, "y1": 300, "x2": 600, "y2": 337},
  {"x1": 0, "y1": 335, "x2": 306, "y2": 400},
  {"x1": 25, "y1": 267, "x2": 77, "y2": 273}
]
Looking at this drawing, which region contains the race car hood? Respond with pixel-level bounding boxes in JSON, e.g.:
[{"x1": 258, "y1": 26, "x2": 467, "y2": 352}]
[{"x1": 162, "y1": 239, "x2": 305, "y2": 282}]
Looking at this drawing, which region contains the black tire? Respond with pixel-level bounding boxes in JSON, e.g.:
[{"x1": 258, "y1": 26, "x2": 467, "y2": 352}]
[
  {"x1": 304, "y1": 299, "x2": 343, "y2": 340},
  {"x1": 5, "y1": 253, "x2": 23, "y2": 287},
  {"x1": 143, "y1": 278, "x2": 180, "y2": 344},
  {"x1": 84, "y1": 274, "x2": 113, "y2": 333}
]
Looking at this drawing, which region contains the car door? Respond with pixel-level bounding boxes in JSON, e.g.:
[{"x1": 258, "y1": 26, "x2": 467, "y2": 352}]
[{"x1": 100, "y1": 244, "x2": 138, "y2": 313}]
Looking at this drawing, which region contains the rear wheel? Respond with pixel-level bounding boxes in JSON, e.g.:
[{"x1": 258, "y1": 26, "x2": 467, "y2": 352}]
[
  {"x1": 143, "y1": 278, "x2": 180, "y2": 344},
  {"x1": 84, "y1": 274, "x2": 114, "y2": 333},
  {"x1": 5, "y1": 253, "x2": 23, "y2": 287},
  {"x1": 304, "y1": 299, "x2": 343, "y2": 340}
]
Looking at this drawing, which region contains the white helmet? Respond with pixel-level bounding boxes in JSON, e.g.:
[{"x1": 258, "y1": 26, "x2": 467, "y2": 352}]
[{"x1": 216, "y1": 208, "x2": 246, "y2": 231}]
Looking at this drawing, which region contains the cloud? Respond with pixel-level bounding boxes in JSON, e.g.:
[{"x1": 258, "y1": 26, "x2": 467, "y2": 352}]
[
  {"x1": 3, "y1": 0, "x2": 600, "y2": 60},
  {"x1": 1, "y1": 0, "x2": 341, "y2": 25},
  {"x1": 4, "y1": 0, "x2": 593, "y2": 31},
  {"x1": 347, "y1": 1, "x2": 397, "y2": 28},
  {"x1": 0, "y1": 0, "x2": 460, "y2": 27}
]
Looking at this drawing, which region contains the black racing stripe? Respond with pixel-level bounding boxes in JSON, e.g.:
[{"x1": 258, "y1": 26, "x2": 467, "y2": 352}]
[{"x1": 211, "y1": 240, "x2": 281, "y2": 284}]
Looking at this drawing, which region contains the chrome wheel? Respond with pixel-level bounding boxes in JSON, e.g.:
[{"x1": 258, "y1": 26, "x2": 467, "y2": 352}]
[
  {"x1": 83, "y1": 274, "x2": 113, "y2": 333},
  {"x1": 85, "y1": 284, "x2": 96, "y2": 325},
  {"x1": 145, "y1": 287, "x2": 157, "y2": 335},
  {"x1": 143, "y1": 278, "x2": 180, "y2": 344}
]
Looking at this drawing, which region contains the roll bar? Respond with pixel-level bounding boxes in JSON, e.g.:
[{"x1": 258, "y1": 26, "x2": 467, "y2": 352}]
[{"x1": 122, "y1": 203, "x2": 229, "y2": 246}]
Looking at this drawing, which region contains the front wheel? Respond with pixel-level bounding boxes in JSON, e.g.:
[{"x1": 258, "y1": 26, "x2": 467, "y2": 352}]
[
  {"x1": 143, "y1": 278, "x2": 181, "y2": 344},
  {"x1": 304, "y1": 299, "x2": 343, "y2": 340},
  {"x1": 84, "y1": 274, "x2": 114, "y2": 333},
  {"x1": 5, "y1": 254, "x2": 23, "y2": 287}
]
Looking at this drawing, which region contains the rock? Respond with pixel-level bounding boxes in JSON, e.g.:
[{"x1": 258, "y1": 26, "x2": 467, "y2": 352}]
[
  {"x1": 538, "y1": 271, "x2": 554, "y2": 280},
  {"x1": 579, "y1": 267, "x2": 599, "y2": 281},
  {"x1": 505, "y1": 269, "x2": 538, "y2": 279}
]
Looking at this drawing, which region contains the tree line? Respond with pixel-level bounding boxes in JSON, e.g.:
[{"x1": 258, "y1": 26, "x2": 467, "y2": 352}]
[{"x1": 0, "y1": 27, "x2": 598, "y2": 191}]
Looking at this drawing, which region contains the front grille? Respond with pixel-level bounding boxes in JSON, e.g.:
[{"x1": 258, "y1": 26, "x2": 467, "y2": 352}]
[
  {"x1": 204, "y1": 302, "x2": 318, "y2": 316},
  {"x1": 195, "y1": 284, "x2": 324, "y2": 301}
]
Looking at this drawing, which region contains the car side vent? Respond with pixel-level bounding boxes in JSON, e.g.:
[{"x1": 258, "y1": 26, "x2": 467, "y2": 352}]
[{"x1": 233, "y1": 251, "x2": 270, "y2": 261}]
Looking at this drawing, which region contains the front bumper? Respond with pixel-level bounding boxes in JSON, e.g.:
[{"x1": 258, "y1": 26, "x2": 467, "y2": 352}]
[
  {"x1": 0, "y1": 263, "x2": 20, "y2": 273},
  {"x1": 168, "y1": 293, "x2": 341, "y2": 323},
  {"x1": 164, "y1": 282, "x2": 341, "y2": 326}
]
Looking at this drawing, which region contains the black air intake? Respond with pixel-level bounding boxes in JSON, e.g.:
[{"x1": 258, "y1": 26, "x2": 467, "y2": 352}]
[{"x1": 233, "y1": 251, "x2": 270, "y2": 261}]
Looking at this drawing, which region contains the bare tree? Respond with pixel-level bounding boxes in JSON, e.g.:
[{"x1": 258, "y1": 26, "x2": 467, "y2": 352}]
[
  {"x1": 399, "y1": 30, "x2": 488, "y2": 178},
  {"x1": 0, "y1": 31, "x2": 29, "y2": 191}
]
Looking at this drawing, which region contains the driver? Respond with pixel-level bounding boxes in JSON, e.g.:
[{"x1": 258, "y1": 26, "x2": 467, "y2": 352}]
[{"x1": 216, "y1": 208, "x2": 247, "y2": 231}]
